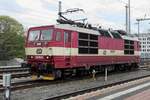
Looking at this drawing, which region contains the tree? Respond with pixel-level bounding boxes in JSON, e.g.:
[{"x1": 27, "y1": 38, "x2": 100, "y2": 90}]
[{"x1": 0, "y1": 16, "x2": 25, "y2": 60}]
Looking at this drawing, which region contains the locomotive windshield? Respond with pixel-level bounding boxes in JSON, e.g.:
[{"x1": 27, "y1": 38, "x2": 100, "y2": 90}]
[
  {"x1": 28, "y1": 30, "x2": 40, "y2": 41},
  {"x1": 28, "y1": 29, "x2": 53, "y2": 41},
  {"x1": 40, "y1": 29, "x2": 53, "y2": 41}
]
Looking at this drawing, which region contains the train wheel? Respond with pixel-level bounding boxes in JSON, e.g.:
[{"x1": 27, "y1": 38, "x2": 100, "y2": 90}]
[
  {"x1": 76, "y1": 69, "x2": 81, "y2": 76},
  {"x1": 131, "y1": 63, "x2": 139, "y2": 70},
  {"x1": 126, "y1": 65, "x2": 132, "y2": 71},
  {"x1": 118, "y1": 65, "x2": 126, "y2": 71},
  {"x1": 53, "y1": 70, "x2": 62, "y2": 79}
]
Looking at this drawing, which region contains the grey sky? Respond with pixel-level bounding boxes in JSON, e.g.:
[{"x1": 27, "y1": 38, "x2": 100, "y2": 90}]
[{"x1": 0, "y1": 0, "x2": 150, "y2": 33}]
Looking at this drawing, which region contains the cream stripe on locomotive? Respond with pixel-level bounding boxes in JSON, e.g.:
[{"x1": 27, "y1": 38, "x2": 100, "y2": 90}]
[
  {"x1": 25, "y1": 47, "x2": 140, "y2": 56},
  {"x1": 25, "y1": 47, "x2": 78, "y2": 56}
]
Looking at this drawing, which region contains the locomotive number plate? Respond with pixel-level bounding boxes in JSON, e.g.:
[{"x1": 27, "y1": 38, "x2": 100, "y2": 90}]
[{"x1": 35, "y1": 56, "x2": 43, "y2": 59}]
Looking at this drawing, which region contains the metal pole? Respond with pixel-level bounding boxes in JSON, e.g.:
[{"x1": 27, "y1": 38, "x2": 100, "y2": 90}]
[
  {"x1": 128, "y1": 0, "x2": 131, "y2": 34},
  {"x1": 105, "y1": 67, "x2": 108, "y2": 81},
  {"x1": 58, "y1": 1, "x2": 62, "y2": 20},
  {"x1": 3, "y1": 74, "x2": 11, "y2": 100},
  {"x1": 137, "y1": 21, "x2": 140, "y2": 36},
  {"x1": 125, "y1": 5, "x2": 128, "y2": 32},
  {"x1": 92, "y1": 69, "x2": 96, "y2": 80}
]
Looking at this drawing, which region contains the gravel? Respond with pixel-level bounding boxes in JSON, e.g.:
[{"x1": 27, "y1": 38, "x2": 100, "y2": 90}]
[{"x1": 0, "y1": 70, "x2": 150, "y2": 100}]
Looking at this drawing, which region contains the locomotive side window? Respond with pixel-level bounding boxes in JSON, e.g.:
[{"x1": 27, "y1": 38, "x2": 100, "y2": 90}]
[
  {"x1": 89, "y1": 48, "x2": 98, "y2": 54},
  {"x1": 41, "y1": 29, "x2": 53, "y2": 41},
  {"x1": 79, "y1": 48, "x2": 89, "y2": 54},
  {"x1": 28, "y1": 30, "x2": 40, "y2": 41},
  {"x1": 78, "y1": 32, "x2": 98, "y2": 54},
  {"x1": 124, "y1": 40, "x2": 134, "y2": 55},
  {"x1": 90, "y1": 34, "x2": 98, "y2": 40},
  {"x1": 64, "y1": 31, "x2": 71, "y2": 42},
  {"x1": 79, "y1": 33, "x2": 88, "y2": 39},
  {"x1": 56, "y1": 32, "x2": 61, "y2": 41},
  {"x1": 90, "y1": 41, "x2": 98, "y2": 47},
  {"x1": 79, "y1": 40, "x2": 88, "y2": 46}
]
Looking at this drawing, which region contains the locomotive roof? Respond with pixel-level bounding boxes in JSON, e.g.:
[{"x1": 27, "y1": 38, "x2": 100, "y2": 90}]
[
  {"x1": 55, "y1": 24, "x2": 139, "y2": 41},
  {"x1": 122, "y1": 35, "x2": 139, "y2": 41},
  {"x1": 28, "y1": 24, "x2": 138, "y2": 41},
  {"x1": 55, "y1": 24, "x2": 100, "y2": 35}
]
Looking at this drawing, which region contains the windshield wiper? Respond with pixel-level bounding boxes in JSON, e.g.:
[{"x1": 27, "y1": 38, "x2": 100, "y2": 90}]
[{"x1": 34, "y1": 35, "x2": 38, "y2": 41}]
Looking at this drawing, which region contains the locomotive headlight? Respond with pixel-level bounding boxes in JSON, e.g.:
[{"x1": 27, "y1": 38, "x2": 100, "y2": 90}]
[
  {"x1": 27, "y1": 55, "x2": 34, "y2": 59},
  {"x1": 30, "y1": 56, "x2": 34, "y2": 59},
  {"x1": 46, "y1": 56, "x2": 49, "y2": 59}
]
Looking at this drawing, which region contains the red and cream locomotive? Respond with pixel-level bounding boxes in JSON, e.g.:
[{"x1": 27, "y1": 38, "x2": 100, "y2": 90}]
[{"x1": 25, "y1": 6, "x2": 140, "y2": 80}]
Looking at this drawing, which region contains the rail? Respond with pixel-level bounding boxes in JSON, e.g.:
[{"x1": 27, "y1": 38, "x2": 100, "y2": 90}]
[{"x1": 0, "y1": 65, "x2": 21, "y2": 69}]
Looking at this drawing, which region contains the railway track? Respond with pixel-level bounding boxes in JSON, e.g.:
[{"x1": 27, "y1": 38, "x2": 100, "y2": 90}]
[
  {"x1": 0, "y1": 72, "x2": 30, "y2": 79},
  {"x1": 0, "y1": 69, "x2": 149, "y2": 100},
  {"x1": 0, "y1": 66, "x2": 30, "y2": 79},
  {"x1": 0, "y1": 69, "x2": 148, "y2": 92},
  {"x1": 0, "y1": 80, "x2": 48, "y2": 92},
  {"x1": 0, "y1": 74, "x2": 95, "y2": 93},
  {"x1": 0, "y1": 77, "x2": 79, "y2": 93},
  {"x1": 0, "y1": 70, "x2": 133, "y2": 93},
  {"x1": 0, "y1": 64, "x2": 149, "y2": 100},
  {"x1": 44, "y1": 74, "x2": 150, "y2": 100}
]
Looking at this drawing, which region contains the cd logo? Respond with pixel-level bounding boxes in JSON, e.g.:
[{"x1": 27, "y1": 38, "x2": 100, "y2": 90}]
[{"x1": 36, "y1": 48, "x2": 42, "y2": 54}]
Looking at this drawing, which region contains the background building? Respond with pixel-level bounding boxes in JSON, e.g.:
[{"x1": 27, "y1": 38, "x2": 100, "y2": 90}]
[{"x1": 135, "y1": 33, "x2": 150, "y2": 60}]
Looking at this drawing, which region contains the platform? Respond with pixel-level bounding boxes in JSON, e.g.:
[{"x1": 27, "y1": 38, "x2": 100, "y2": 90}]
[{"x1": 93, "y1": 80, "x2": 150, "y2": 100}]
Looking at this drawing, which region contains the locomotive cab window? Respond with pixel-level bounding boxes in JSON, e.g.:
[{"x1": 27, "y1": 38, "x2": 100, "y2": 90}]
[
  {"x1": 55, "y1": 31, "x2": 61, "y2": 41},
  {"x1": 28, "y1": 29, "x2": 53, "y2": 41},
  {"x1": 41, "y1": 29, "x2": 53, "y2": 41},
  {"x1": 28, "y1": 30, "x2": 40, "y2": 41}
]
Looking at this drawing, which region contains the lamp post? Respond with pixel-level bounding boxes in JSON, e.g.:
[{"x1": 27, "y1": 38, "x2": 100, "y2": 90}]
[
  {"x1": 122, "y1": 0, "x2": 130, "y2": 34},
  {"x1": 135, "y1": 19, "x2": 140, "y2": 36},
  {"x1": 125, "y1": 5, "x2": 128, "y2": 33},
  {"x1": 128, "y1": 0, "x2": 131, "y2": 34}
]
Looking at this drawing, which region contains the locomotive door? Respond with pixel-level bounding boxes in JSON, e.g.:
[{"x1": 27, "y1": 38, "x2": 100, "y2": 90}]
[{"x1": 64, "y1": 31, "x2": 72, "y2": 66}]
